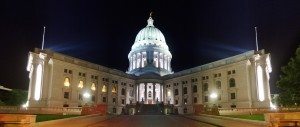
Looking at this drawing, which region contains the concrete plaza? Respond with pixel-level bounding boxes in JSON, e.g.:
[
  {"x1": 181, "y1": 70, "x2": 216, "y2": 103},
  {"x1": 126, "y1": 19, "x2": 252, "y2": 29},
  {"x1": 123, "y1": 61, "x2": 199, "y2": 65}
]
[{"x1": 89, "y1": 115, "x2": 217, "y2": 127}]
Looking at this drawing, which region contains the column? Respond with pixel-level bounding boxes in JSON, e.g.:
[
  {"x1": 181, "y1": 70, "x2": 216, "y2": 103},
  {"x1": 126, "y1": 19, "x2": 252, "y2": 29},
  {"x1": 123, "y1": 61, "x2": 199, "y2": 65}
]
[
  {"x1": 167, "y1": 57, "x2": 169, "y2": 71},
  {"x1": 157, "y1": 53, "x2": 160, "y2": 68},
  {"x1": 140, "y1": 52, "x2": 143, "y2": 68},
  {"x1": 28, "y1": 63, "x2": 38, "y2": 101},
  {"x1": 161, "y1": 84, "x2": 163, "y2": 102},
  {"x1": 145, "y1": 83, "x2": 147, "y2": 104},
  {"x1": 168, "y1": 57, "x2": 171, "y2": 71},
  {"x1": 130, "y1": 57, "x2": 133, "y2": 71},
  {"x1": 153, "y1": 83, "x2": 155, "y2": 103},
  {"x1": 135, "y1": 54, "x2": 137, "y2": 69},
  {"x1": 136, "y1": 84, "x2": 138, "y2": 101}
]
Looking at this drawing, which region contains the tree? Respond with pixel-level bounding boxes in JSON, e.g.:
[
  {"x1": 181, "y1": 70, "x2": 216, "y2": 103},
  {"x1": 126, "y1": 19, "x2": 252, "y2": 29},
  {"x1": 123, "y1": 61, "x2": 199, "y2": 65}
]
[
  {"x1": 276, "y1": 45, "x2": 300, "y2": 106},
  {"x1": 0, "y1": 89, "x2": 28, "y2": 106}
]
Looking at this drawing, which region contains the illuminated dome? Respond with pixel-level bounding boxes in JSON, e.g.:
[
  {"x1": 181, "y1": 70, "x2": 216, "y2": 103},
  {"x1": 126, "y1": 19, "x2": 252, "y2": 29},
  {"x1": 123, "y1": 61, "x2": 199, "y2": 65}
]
[
  {"x1": 127, "y1": 14, "x2": 173, "y2": 76},
  {"x1": 131, "y1": 17, "x2": 169, "y2": 51}
]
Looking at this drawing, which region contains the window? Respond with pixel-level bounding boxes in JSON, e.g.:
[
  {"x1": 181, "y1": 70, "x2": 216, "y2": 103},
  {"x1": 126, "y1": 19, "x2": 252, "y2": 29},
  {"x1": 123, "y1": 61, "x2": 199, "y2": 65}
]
[
  {"x1": 148, "y1": 91, "x2": 151, "y2": 97},
  {"x1": 232, "y1": 70, "x2": 236, "y2": 74},
  {"x1": 92, "y1": 95, "x2": 95, "y2": 102},
  {"x1": 64, "y1": 77, "x2": 70, "y2": 87},
  {"x1": 216, "y1": 81, "x2": 221, "y2": 89},
  {"x1": 102, "y1": 85, "x2": 107, "y2": 92},
  {"x1": 194, "y1": 97, "x2": 197, "y2": 103},
  {"x1": 64, "y1": 69, "x2": 68, "y2": 73},
  {"x1": 64, "y1": 92, "x2": 69, "y2": 99},
  {"x1": 68, "y1": 70, "x2": 72, "y2": 74},
  {"x1": 203, "y1": 83, "x2": 208, "y2": 91},
  {"x1": 121, "y1": 88, "x2": 126, "y2": 95},
  {"x1": 175, "y1": 100, "x2": 178, "y2": 104},
  {"x1": 193, "y1": 85, "x2": 197, "y2": 93},
  {"x1": 204, "y1": 96, "x2": 208, "y2": 102},
  {"x1": 78, "y1": 81, "x2": 84, "y2": 88},
  {"x1": 183, "y1": 87, "x2": 187, "y2": 94},
  {"x1": 231, "y1": 93, "x2": 236, "y2": 99},
  {"x1": 218, "y1": 73, "x2": 221, "y2": 77},
  {"x1": 129, "y1": 90, "x2": 133, "y2": 96},
  {"x1": 228, "y1": 71, "x2": 231, "y2": 75},
  {"x1": 174, "y1": 89, "x2": 179, "y2": 95},
  {"x1": 202, "y1": 77, "x2": 205, "y2": 80},
  {"x1": 122, "y1": 99, "x2": 125, "y2": 105},
  {"x1": 113, "y1": 108, "x2": 116, "y2": 113},
  {"x1": 184, "y1": 98, "x2": 187, "y2": 104},
  {"x1": 184, "y1": 108, "x2": 187, "y2": 113},
  {"x1": 214, "y1": 74, "x2": 217, "y2": 78},
  {"x1": 229, "y1": 78, "x2": 235, "y2": 87},
  {"x1": 113, "y1": 98, "x2": 116, "y2": 103},
  {"x1": 112, "y1": 86, "x2": 117, "y2": 93},
  {"x1": 79, "y1": 72, "x2": 82, "y2": 76},
  {"x1": 103, "y1": 97, "x2": 106, "y2": 102},
  {"x1": 91, "y1": 83, "x2": 96, "y2": 91},
  {"x1": 78, "y1": 94, "x2": 82, "y2": 100},
  {"x1": 206, "y1": 76, "x2": 209, "y2": 79}
]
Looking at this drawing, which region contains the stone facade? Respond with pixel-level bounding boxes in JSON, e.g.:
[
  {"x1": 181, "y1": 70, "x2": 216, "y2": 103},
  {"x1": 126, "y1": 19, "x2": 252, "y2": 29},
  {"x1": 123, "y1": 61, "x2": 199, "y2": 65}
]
[{"x1": 26, "y1": 15, "x2": 272, "y2": 114}]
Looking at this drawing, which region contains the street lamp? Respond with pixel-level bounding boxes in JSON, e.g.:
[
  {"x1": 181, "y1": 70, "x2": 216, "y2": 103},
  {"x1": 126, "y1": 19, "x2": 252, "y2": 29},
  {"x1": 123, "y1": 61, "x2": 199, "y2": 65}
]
[
  {"x1": 83, "y1": 92, "x2": 91, "y2": 98},
  {"x1": 210, "y1": 92, "x2": 217, "y2": 99}
]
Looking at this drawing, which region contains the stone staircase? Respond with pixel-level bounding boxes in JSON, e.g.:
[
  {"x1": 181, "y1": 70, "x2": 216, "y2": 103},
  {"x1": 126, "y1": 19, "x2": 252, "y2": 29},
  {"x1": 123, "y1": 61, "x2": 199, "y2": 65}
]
[{"x1": 136, "y1": 104, "x2": 164, "y2": 115}]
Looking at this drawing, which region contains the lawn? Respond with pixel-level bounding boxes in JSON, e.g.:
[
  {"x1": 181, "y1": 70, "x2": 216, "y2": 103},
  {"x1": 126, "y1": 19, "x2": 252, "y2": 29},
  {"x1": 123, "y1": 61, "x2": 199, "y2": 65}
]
[
  {"x1": 223, "y1": 114, "x2": 265, "y2": 121},
  {"x1": 36, "y1": 114, "x2": 80, "y2": 122}
]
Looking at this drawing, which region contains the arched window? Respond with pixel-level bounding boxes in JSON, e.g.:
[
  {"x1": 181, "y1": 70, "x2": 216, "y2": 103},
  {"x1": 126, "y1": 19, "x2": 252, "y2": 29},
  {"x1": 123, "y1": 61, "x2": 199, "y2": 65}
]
[
  {"x1": 229, "y1": 78, "x2": 235, "y2": 87},
  {"x1": 91, "y1": 83, "x2": 96, "y2": 91},
  {"x1": 121, "y1": 88, "x2": 125, "y2": 95},
  {"x1": 216, "y1": 81, "x2": 221, "y2": 89},
  {"x1": 102, "y1": 85, "x2": 107, "y2": 92},
  {"x1": 183, "y1": 87, "x2": 188, "y2": 94},
  {"x1": 112, "y1": 86, "x2": 117, "y2": 93},
  {"x1": 78, "y1": 81, "x2": 84, "y2": 88},
  {"x1": 193, "y1": 85, "x2": 197, "y2": 93},
  {"x1": 64, "y1": 77, "x2": 70, "y2": 87},
  {"x1": 203, "y1": 83, "x2": 208, "y2": 91}
]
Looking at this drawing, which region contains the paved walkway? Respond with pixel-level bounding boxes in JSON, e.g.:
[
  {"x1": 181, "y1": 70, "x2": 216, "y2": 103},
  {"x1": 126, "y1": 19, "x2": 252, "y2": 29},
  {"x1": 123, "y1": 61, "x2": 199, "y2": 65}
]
[{"x1": 89, "y1": 115, "x2": 217, "y2": 127}]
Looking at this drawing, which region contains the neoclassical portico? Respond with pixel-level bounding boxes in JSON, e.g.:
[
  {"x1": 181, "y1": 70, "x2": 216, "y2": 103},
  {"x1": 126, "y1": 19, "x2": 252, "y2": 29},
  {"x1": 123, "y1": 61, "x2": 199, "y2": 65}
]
[{"x1": 136, "y1": 82, "x2": 163, "y2": 104}]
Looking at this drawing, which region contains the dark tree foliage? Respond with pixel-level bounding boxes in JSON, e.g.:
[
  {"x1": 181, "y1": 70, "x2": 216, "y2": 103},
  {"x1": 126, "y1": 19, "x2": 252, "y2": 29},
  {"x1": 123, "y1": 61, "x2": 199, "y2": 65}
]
[
  {"x1": 276, "y1": 45, "x2": 300, "y2": 106},
  {"x1": 0, "y1": 89, "x2": 28, "y2": 106}
]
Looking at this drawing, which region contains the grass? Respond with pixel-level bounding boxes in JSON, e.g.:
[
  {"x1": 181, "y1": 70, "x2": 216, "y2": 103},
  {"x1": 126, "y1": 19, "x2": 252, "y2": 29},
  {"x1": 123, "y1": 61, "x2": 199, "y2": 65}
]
[
  {"x1": 36, "y1": 114, "x2": 80, "y2": 122},
  {"x1": 223, "y1": 114, "x2": 265, "y2": 121}
]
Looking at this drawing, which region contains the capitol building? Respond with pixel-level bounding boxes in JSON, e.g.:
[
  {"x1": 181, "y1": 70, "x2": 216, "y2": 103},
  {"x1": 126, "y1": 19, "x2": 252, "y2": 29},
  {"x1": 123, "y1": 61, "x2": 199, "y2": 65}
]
[{"x1": 26, "y1": 15, "x2": 272, "y2": 114}]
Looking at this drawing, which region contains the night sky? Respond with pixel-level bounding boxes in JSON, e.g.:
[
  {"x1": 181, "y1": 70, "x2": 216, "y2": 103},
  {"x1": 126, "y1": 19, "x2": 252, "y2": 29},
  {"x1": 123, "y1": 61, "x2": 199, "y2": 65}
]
[{"x1": 1, "y1": 0, "x2": 300, "y2": 93}]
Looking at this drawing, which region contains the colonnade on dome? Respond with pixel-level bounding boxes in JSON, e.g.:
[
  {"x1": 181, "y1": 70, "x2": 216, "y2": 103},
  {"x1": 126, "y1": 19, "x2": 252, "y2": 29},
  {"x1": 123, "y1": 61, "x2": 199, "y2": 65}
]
[{"x1": 128, "y1": 51, "x2": 171, "y2": 71}]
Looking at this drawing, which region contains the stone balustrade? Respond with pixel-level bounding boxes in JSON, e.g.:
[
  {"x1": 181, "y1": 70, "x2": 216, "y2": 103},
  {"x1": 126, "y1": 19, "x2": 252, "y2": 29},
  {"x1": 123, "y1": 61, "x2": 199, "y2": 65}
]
[
  {"x1": 218, "y1": 107, "x2": 300, "y2": 115},
  {"x1": 0, "y1": 114, "x2": 36, "y2": 127},
  {"x1": 0, "y1": 106, "x2": 82, "y2": 115},
  {"x1": 264, "y1": 112, "x2": 300, "y2": 127}
]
